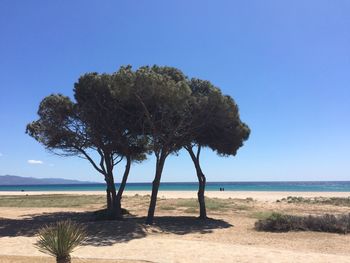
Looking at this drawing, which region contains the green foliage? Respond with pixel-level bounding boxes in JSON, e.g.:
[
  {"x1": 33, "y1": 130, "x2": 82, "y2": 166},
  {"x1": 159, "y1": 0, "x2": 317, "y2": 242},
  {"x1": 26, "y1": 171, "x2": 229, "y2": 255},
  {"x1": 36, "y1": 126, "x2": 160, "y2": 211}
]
[
  {"x1": 255, "y1": 213, "x2": 350, "y2": 234},
  {"x1": 132, "y1": 65, "x2": 194, "y2": 156},
  {"x1": 27, "y1": 67, "x2": 149, "y2": 163},
  {"x1": 187, "y1": 78, "x2": 250, "y2": 156},
  {"x1": 26, "y1": 94, "x2": 79, "y2": 153},
  {"x1": 35, "y1": 220, "x2": 86, "y2": 262},
  {"x1": 73, "y1": 67, "x2": 148, "y2": 160},
  {"x1": 26, "y1": 64, "x2": 250, "y2": 222},
  {"x1": 27, "y1": 65, "x2": 250, "y2": 170}
]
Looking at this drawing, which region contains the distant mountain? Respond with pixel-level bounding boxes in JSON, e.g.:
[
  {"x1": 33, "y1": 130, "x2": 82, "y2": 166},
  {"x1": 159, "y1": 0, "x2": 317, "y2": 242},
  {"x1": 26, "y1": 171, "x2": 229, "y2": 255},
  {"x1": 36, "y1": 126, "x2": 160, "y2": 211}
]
[{"x1": 0, "y1": 175, "x2": 97, "y2": 185}]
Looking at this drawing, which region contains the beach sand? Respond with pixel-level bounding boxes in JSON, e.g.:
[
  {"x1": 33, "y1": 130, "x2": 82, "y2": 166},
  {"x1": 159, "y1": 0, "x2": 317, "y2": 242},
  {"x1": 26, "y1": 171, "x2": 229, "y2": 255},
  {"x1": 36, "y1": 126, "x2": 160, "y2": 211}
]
[
  {"x1": 0, "y1": 191, "x2": 350, "y2": 263},
  {"x1": 1, "y1": 190, "x2": 350, "y2": 201}
]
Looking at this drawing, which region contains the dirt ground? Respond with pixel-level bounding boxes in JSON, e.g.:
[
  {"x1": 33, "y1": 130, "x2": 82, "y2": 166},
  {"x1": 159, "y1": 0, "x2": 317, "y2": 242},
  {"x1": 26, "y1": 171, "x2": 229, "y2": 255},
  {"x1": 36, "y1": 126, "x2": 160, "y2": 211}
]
[{"x1": 0, "y1": 192, "x2": 350, "y2": 263}]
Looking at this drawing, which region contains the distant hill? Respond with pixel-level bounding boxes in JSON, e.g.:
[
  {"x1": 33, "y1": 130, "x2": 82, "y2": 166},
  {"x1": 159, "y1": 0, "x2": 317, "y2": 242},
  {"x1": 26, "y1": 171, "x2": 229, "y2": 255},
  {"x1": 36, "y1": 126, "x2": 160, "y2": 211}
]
[{"x1": 0, "y1": 175, "x2": 97, "y2": 185}]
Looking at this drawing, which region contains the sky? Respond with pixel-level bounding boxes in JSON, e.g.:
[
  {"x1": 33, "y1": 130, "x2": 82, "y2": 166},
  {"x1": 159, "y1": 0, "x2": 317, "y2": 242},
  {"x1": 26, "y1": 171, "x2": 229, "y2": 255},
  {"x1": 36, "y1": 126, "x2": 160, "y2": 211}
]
[{"x1": 0, "y1": 0, "x2": 349, "y2": 183}]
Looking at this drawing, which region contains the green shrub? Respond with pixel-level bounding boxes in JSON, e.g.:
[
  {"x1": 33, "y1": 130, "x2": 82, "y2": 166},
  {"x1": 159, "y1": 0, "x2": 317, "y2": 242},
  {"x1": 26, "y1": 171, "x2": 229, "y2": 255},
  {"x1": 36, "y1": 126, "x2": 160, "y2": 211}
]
[
  {"x1": 35, "y1": 220, "x2": 86, "y2": 263},
  {"x1": 255, "y1": 213, "x2": 350, "y2": 234}
]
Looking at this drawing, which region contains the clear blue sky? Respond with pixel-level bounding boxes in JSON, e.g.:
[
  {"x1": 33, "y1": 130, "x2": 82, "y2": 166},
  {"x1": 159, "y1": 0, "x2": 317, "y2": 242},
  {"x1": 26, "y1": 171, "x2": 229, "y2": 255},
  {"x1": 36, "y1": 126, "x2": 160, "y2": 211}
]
[{"x1": 0, "y1": 0, "x2": 349, "y2": 183}]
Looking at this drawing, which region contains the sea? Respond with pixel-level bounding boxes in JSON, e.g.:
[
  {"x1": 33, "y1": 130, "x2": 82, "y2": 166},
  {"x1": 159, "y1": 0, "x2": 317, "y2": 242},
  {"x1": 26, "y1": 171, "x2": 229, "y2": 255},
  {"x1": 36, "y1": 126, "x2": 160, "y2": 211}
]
[{"x1": 0, "y1": 181, "x2": 350, "y2": 192}]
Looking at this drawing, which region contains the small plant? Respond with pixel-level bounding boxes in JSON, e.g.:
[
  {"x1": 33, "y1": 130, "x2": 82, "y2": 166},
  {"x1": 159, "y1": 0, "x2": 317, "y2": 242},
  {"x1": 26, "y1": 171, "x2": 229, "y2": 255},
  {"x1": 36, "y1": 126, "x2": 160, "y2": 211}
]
[{"x1": 35, "y1": 220, "x2": 87, "y2": 263}]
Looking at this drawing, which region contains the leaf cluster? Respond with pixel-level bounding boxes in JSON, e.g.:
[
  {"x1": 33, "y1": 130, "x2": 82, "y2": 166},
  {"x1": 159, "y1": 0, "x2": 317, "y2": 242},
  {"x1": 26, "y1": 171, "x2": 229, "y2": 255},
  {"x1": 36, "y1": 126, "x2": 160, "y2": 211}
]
[
  {"x1": 187, "y1": 78, "x2": 250, "y2": 156},
  {"x1": 35, "y1": 220, "x2": 86, "y2": 258}
]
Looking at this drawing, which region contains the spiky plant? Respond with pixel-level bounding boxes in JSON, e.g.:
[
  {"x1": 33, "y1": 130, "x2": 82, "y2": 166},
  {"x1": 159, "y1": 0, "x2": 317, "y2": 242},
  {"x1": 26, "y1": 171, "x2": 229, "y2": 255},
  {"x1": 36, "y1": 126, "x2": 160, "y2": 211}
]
[{"x1": 35, "y1": 220, "x2": 87, "y2": 263}]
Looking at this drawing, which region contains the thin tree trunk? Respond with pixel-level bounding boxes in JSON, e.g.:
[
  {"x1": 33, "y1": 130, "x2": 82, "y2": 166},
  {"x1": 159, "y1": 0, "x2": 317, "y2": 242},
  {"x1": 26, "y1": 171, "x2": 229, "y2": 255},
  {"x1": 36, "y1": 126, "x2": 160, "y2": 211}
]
[
  {"x1": 110, "y1": 174, "x2": 121, "y2": 218},
  {"x1": 115, "y1": 155, "x2": 132, "y2": 216},
  {"x1": 146, "y1": 153, "x2": 166, "y2": 224},
  {"x1": 56, "y1": 255, "x2": 71, "y2": 263},
  {"x1": 105, "y1": 173, "x2": 121, "y2": 219},
  {"x1": 105, "y1": 175, "x2": 112, "y2": 211},
  {"x1": 187, "y1": 146, "x2": 207, "y2": 219},
  {"x1": 106, "y1": 188, "x2": 112, "y2": 210}
]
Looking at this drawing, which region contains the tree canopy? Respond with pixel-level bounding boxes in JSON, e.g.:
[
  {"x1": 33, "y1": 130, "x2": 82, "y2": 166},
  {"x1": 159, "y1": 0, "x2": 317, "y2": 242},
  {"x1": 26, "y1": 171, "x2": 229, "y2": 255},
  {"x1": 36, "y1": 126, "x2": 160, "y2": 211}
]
[
  {"x1": 26, "y1": 67, "x2": 149, "y2": 219},
  {"x1": 185, "y1": 78, "x2": 250, "y2": 218},
  {"x1": 27, "y1": 65, "x2": 250, "y2": 223}
]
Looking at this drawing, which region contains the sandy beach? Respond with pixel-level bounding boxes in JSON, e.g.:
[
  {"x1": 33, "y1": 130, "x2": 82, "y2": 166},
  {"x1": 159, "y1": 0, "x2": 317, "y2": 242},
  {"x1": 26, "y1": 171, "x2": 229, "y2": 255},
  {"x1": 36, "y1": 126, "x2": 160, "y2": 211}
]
[
  {"x1": 1, "y1": 190, "x2": 350, "y2": 201},
  {"x1": 0, "y1": 191, "x2": 350, "y2": 263}
]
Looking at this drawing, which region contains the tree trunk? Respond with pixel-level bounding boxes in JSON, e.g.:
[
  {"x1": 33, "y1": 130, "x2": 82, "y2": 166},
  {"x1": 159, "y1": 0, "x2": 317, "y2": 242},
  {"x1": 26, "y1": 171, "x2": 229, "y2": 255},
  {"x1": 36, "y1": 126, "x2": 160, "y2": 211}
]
[
  {"x1": 187, "y1": 146, "x2": 207, "y2": 219},
  {"x1": 146, "y1": 153, "x2": 166, "y2": 224},
  {"x1": 115, "y1": 155, "x2": 132, "y2": 216},
  {"x1": 105, "y1": 174, "x2": 121, "y2": 219},
  {"x1": 106, "y1": 187, "x2": 112, "y2": 210},
  {"x1": 197, "y1": 171, "x2": 207, "y2": 219},
  {"x1": 56, "y1": 255, "x2": 71, "y2": 263}
]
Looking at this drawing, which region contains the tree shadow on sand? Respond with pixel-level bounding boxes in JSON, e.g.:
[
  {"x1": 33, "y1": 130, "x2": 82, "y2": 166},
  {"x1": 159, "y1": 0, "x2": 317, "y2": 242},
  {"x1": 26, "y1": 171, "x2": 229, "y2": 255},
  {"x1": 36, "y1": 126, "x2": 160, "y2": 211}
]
[
  {"x1": 0, "y1": 211, "x2": 232, "y2": 246},
  {"x1": 150, "y1": 216, "x2": 233, "y2": 235}
]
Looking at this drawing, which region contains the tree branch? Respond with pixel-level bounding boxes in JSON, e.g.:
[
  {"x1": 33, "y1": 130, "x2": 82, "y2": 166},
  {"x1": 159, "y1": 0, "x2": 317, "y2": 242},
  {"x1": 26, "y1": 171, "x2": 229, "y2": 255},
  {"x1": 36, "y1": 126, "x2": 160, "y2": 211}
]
[
  {"x1": 97, "y1": 148, "x2": 107, "y2": 174},
  {"x1": 113, "y1": 155, "x2": 124, "y2": 166},
  {"x1": 196, "y1": 145, "x2": 201, "y2": 160},
  {"x1": 76, "y1": 147, "x2": 105, "y2": 175}
]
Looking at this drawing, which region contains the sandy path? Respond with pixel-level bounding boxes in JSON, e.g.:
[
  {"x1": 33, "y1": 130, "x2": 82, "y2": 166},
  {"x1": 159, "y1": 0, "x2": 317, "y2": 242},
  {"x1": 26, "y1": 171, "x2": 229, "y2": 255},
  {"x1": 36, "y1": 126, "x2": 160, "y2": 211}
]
[
  {"x1": 1, "y1": 190, "x2": 349, "y2": 201},
  {"x1": 0, "y1": 255, "x2": 150, "y2": 263},
  {"x1": 1, "y1": 236, "x2": 349, "y2": 263}
]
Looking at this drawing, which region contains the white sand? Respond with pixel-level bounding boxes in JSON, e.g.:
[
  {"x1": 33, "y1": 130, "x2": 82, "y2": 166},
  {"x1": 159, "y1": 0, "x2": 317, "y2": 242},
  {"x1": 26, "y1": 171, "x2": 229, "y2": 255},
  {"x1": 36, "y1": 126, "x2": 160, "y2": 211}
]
[{"x1": 0, "y1": 190, "x2": 349, "y2": 201}]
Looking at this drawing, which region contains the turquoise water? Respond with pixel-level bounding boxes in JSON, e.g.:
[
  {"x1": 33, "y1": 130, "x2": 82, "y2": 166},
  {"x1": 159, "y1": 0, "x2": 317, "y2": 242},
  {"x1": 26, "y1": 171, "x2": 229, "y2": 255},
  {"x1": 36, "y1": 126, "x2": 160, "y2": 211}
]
[{"x1": 0, "y1": 181, "x2": 350, "y2": 192}]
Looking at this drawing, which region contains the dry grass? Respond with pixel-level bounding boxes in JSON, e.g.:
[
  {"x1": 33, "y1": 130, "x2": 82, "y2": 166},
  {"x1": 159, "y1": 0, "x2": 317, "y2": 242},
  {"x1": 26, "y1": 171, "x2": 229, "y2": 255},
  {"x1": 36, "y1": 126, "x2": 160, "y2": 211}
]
[
  {"x1": 0, "y1": 195, "x2": 105, "y2": 208},
  {"x1": 1, "y1": 194, "x2": 350, "y2": 262},
  {"x1": 255, "y1": 212, "x2": 350, "y2": 234},
  {"x1": 278, "y1": 196, "x2": 350, "y2": 207},
  {"x1": 157, "y1": 197, "x2": 254, "y2": 214}
]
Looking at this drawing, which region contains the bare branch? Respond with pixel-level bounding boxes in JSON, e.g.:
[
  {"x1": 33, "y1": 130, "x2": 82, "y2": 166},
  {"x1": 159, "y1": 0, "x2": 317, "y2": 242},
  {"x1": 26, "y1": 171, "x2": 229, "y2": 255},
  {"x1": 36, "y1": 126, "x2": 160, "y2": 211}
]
[
  {"x1": 196, "y1": 145, "x2": 201, "y2": 160},
  {"x1": 97, "y1": 148, "x2": 107, "y2": 174},
  {"x1": 113, "y1": 155, "x2": 124, "y2": 166},
  {"x1": 75, "y1": 147, "x2": 105, "y2": 175}
]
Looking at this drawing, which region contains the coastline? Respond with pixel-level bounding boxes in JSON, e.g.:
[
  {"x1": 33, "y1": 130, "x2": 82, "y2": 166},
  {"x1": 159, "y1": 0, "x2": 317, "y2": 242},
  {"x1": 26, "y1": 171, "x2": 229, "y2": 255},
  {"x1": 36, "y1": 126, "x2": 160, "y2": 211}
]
[{"x1": 0, "y1": 190, "x2": 349, "y2": 201}]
